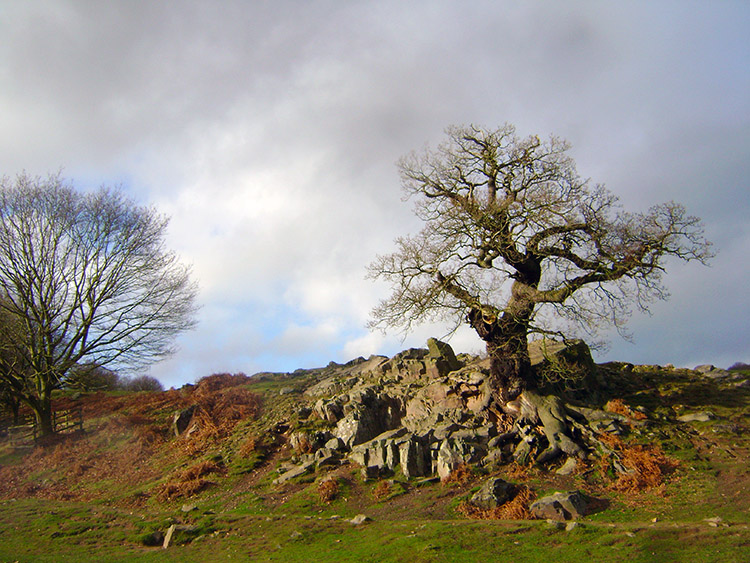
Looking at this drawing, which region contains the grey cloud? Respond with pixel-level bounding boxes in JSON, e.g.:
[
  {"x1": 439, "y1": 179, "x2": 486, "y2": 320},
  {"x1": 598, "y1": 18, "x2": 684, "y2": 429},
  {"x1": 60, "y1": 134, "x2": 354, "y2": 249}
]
[{"x1": 1, "y1": 1, "x2": 748, "y2": 385}]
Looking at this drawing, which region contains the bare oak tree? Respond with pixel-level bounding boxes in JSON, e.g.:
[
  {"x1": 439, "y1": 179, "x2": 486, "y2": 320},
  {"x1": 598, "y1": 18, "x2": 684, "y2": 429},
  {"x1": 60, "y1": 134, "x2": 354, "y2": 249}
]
[
  {"x1": 369, "y1": 124, "x2": 712, "y2": 405},
  {"x1": 0, "y1": 173, "x2": 199, "y2": 435}
]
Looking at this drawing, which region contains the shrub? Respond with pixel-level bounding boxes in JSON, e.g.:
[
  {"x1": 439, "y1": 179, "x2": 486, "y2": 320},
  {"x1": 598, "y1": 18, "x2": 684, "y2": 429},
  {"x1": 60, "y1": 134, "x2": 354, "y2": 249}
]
[
  {"x1": 317, "y1": 477, "x2": 339, "y2": 503},
  {"x1": 194, "y1": 373, "x2": 251, "y2": 394},
  {"x1": 121, "y1": 375, "x2": 164, "y2": 392}
]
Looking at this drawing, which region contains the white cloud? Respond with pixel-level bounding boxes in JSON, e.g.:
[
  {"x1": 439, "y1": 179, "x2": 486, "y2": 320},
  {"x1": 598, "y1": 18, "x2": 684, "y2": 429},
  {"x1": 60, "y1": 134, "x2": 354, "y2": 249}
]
[{"x1": 1, "y1": 0, "x2": 748, "y2": 384}]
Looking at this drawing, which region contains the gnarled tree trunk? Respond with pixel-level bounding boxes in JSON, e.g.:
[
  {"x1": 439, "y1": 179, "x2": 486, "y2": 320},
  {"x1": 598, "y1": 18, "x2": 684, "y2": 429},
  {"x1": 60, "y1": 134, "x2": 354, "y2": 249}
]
[{"x1": 468, "y1": 309, "x2": 534, "y2": 404}]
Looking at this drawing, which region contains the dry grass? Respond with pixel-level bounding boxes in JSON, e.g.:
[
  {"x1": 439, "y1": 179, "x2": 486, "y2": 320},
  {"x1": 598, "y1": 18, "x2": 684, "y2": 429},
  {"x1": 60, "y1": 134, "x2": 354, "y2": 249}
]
[
  {"x1": 372, "y1": 480, "x2": 392, "y2": 502},
  {"x1": 155, "y1": 460, "x2": 224, "y2": 502}
]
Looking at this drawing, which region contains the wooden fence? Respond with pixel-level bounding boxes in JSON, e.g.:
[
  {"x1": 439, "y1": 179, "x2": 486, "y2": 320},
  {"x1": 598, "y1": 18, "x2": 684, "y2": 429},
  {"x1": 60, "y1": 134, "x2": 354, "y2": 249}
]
[{"x1": 3, "y1": 406, "x2": 83, "y2": 447}]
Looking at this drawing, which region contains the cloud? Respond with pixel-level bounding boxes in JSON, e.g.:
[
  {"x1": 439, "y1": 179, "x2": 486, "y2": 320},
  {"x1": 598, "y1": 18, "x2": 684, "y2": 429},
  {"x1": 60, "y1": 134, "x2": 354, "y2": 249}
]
[{"x1": 1, "y1": 1, "x2": 748, "y2": 387}]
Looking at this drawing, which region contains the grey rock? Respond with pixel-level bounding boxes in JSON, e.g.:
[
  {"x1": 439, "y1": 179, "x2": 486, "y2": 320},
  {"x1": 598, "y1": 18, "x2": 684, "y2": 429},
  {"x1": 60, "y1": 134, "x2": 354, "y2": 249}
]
[
  {"x1": 529, "y1": 491, "x2": 599, "y2": 521},
  {"x1": 349, "y1": 428, "x2": 410, "y2": 472},
  {"x1": 305, "y1": 377, "x2": 344, "y2": 398},
  {"x1": 430, "y1": 422, "x2": 463, "y2": 441},
  {"x1": 589, "y1": 418, "x2": 625, "y2": 435},
  {"x1": 694, "y1": 365, "x2": 731, "y2": 380},
  {"x1": 316, "y1": 453, "x2": 339, "y2": 468},
  {"x1": 482, "y1": 449, "x2": 503, "y2": 467},
  {"x1": 162, "y1": 524, "x2": 200, "y2": 548},
  {"x1": 470, "y1": 477, "x2": 514, "y2": 510},
  {"x1": 399, "y1": 436, "x2": 430, "y2": 479},
  {"x1": 555, "y1": 457, "x2": 578, "y2": 476},
  {"x1": 349, "y1": 514, "x2": 371, "y2": 525},
  {"x1": 325, "y1": 437, "x2": 344, "y2": 451},
  {"x1": 272, "y1": 460, "x2": 315, "y2": 485},
  {"x1": 171, "y1": 405, "x2": 197, "y2": 437},
  {"x1": 436, "y1": 439, "x2": 464, "y2": 480},
  {"x1": 427, "y1": 337, "x2": 463, "y2": 375},
  {"x1": 360, "y1": 465, "x2": 381, "y2": 480},
  {"x1": 677, "y1": 411, "x2": 715, "y2": 423},
  {"x1": 334, "y1": 393, "x2": 404, "y2": 448},
  {"x1": 314, "y1": 399, "x2": 343, "y2": 423}
]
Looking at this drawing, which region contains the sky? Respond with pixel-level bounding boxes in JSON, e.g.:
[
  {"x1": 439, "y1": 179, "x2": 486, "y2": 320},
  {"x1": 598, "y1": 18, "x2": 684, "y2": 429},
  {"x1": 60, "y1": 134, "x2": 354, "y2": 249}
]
[{"x1": 1, "y1": 1, "x2": 748, "y2": 388}]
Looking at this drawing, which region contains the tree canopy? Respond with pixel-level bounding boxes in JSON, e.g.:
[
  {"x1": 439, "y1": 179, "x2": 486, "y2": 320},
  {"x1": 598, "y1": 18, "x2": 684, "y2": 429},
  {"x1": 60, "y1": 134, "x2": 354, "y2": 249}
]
[
  {"x1": 369, "y1": 124, "x2": 712, "y2": 402},
  {"x1": 0, "y1": 173, "x2": 198, "y2": 434}
]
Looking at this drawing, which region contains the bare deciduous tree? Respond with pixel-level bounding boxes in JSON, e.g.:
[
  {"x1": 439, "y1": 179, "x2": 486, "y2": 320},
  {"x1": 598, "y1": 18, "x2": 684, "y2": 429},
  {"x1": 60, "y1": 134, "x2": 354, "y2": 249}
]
[
  {"x1": 369, "y1": 124, "x2": 712, "y2": 405},
  {"x1": 0, "y1": 173, "x2": 199, "y2": 435}
]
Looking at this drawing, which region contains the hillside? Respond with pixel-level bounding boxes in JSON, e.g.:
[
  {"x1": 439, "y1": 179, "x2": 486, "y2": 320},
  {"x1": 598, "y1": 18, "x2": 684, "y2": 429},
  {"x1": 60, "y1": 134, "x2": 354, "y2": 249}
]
[{"x1": 0, "y1": 340, "x2": 749, "y2": 562}]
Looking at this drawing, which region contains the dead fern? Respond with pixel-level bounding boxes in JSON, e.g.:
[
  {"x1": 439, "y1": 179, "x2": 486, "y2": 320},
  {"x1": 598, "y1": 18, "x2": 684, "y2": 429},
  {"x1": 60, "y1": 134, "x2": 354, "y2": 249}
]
[
  {"x1": 317, "y1": 477, "x2": 339, "y2": 503},
  {"x1": 372, "y1": 480, "x2": 392, "y2": 502},
  {"x1": 597, "y1": 433, "x2": 679, "y2": 492},
  {"x1": 605, "y1": 398, "x2": 647, "y2": 421},
  {"x1": 442, "y1": 463, "x2": 473, "y2": 485}
]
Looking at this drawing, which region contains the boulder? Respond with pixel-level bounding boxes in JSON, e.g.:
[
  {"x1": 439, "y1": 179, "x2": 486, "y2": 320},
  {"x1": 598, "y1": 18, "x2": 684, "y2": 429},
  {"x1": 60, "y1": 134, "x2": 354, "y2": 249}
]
[
  {"x1": 427, "y1": 337, "x2": 463, "y2": 375},
  {"x1": 272, "y1": 460, "x2": 315, "y2": 485},
  {"x1": 677, "y1": 411, "x2": 715, "y2": 423},
  {"x1": 470, "y1": 477, "x2": 514, "y2": 510},
  {"x1": 172, "y1": 405, "x2": 198, "y2": 436},
  {"x1": 399, "y1": 436, "x2": 430, "y2": 479},
  {"x1": 529, "y1": 491, "x2": 599, "y2": 521},
  {"x1": 304, "y1": 377, "x2": 345, "y2": 398},
  {"x1": 555, "y1": 457, "x2": 578, "y2": 476},
  {"x1": 693, "y1": 365, "x2": 731, "y2": 380},
  {"x1": 162, "y1": 524, "x2": 200, "y2": 548},
  {"x1": 529, "y1": 339, "x2": 594, "y2": 372},
  {"x1": 349, "y1": 514, "x2": 371, "y2": 525},
  {"x1": 436, "y1": 439, "x2": 464, "y2": 480},
  {"x1": 313, "y1": 399, "x2": 344, "y2": 423},
  {"x1": 380, "y1": 348, "x2": 430, "y2": 380},
  {"x1": 529, "y1": 339, "x2": 599, "y2": 399}
]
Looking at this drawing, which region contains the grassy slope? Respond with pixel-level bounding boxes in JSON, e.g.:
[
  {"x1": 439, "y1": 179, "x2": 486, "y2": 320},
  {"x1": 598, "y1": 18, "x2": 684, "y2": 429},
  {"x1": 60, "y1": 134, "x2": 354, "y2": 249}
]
[{"x1": 0, "y1": 366, "x2": 748, "y2": 562}]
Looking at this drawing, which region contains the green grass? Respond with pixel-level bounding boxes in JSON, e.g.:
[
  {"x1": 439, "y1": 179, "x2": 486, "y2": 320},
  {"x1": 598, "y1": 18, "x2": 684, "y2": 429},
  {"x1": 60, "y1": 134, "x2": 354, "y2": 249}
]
[
  {"x1": 1, "y1": 501, "x2": 748, "y2": 563},
  {"x1": 2, "y1": 365, "x2": 749, "y2": 562}
]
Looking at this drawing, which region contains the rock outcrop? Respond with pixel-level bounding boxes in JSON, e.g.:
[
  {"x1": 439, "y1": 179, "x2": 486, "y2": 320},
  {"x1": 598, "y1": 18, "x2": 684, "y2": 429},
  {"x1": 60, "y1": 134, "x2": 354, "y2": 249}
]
[{"x1": 274, "y1": 338, "x2": 600, "y2": 482}]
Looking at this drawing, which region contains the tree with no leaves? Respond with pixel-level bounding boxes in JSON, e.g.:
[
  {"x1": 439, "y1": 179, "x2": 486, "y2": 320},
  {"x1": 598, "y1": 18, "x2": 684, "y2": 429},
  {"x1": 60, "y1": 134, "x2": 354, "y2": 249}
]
[
  {"x1": 0, "y1": 173, "x2": 199, "y2": 436},
  {"x1": 369, "y1": 124, "x2": 712, "y2": 408}
]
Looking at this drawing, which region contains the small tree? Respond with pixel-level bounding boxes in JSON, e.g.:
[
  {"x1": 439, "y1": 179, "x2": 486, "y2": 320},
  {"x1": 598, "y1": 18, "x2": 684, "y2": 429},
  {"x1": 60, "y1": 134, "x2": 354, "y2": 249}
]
[
  {"x1": 369, "y1": 124, "x2": 712, "y2": 404},
  {"x1": 65, "y1": 363, "x2": 121, "y2": 392},
  {"x1": 0, "y1": 173, "x2": 198, "y2": 435},
  {"x1": 120, "y1": 375, "x2": 164, "y2": 393}
]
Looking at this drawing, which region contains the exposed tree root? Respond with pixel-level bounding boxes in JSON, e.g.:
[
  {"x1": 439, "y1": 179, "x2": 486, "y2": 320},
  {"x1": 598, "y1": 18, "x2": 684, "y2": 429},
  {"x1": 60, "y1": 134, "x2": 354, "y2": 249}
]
[{"x1": 495, "y1": 389, "x2": 655, "y2": 473}]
